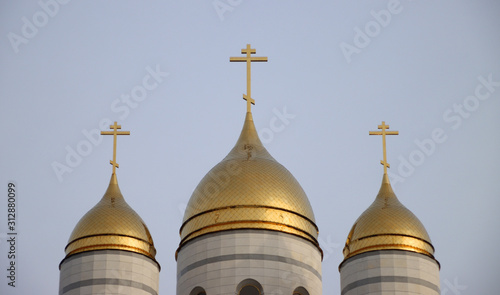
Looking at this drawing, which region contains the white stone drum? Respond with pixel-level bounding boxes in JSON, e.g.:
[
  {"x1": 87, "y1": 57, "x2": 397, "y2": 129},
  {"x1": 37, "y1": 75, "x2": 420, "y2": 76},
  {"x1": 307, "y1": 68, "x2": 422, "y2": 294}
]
[
  {"x1": 59, "y1": 250, "x2": 160, "y2": 295},
  {"x1": 339, "y1": 250, "x2": 440, "y2": 295},
  {"x1": 177, "y1": 230, "x2": 322, "y2": 295}
]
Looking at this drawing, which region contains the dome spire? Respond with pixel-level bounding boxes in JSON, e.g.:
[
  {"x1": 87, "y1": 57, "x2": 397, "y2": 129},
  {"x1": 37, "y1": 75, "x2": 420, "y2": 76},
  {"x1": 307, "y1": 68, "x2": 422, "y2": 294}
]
[
  {"x1": 100, "y1": 121, "x2": 130, "y2": 175},
  {"x1": 178, "y1": 45, "x2": 321, "y2": 257},
  {"x1": 340, "y1": 121, "x2": 437, "y2": 264},
  {"x1": 226, "y1": 44, "x2": 272, "y2": 161},
  {"x1": 230, "y1": 43, "x2": 268, "y2": 113},
  {"x1": 61, "y1": 122, "x2": 159, "y2": 265},
  {"x1": 369, "y1": 121, "x2": 399, "y2": 175}
]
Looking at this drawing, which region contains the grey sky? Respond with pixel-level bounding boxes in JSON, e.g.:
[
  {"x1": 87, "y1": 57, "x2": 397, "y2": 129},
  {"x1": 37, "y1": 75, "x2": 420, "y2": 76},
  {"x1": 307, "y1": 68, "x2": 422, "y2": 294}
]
[{"x1": 0, "y1": 1, "x2": 499, "y2": 294}]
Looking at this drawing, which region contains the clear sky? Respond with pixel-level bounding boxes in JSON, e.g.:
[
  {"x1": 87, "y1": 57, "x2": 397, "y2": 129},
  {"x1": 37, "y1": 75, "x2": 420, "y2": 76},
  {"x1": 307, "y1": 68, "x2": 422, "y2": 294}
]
[{"x1": 1, "y1": 1, "x2": 499, "y2": 294}]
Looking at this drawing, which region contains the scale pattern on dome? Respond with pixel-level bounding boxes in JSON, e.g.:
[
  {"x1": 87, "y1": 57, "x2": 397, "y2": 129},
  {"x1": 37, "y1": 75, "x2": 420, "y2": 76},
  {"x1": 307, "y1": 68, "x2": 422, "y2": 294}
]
[
  {"x1": 63, "y1": 174, "x2": 157, "y2": 262},
  {"x1": 179, "y1": 112, "x2": 320, "y2": 255},
  {"x1": 342, "y1": 174, "x2": 436, "y2": 262}
]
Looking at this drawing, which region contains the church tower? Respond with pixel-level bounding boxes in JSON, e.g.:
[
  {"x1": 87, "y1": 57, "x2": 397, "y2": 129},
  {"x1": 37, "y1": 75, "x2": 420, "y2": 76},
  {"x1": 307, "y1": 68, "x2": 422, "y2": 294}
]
[
  {"x1": 59, "y1": 122, "x2": 160, "y2": 295},
  {"x1": 176, "y1": 45, "x2": 322, "y2": 295},
  {"x1": 339, "y1": 122, "x2": 440, "y2": 295}
]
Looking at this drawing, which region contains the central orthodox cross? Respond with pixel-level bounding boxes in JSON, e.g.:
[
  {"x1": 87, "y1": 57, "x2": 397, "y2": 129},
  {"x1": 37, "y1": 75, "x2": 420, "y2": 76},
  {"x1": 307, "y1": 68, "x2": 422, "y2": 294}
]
[
  {"x1": 369, "y1": 121, "x2": 399, "y2": 174},
  {"x1": 230, "y1": 44, "x2": 268, "y2": 112},
  {"x1": 101, "y1": 121, "x2": 130, "y2": 174}
]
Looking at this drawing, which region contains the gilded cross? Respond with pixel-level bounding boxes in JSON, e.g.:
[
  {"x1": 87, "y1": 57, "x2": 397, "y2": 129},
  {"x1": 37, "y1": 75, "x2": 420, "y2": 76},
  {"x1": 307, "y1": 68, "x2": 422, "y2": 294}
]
[
  {"x1": 101, "y1": 121, "x2": 130, "y2": 174},
  {"x1": 369, "y1": 121, "x2": 399, "y2": 174},
  {"x1": 230, "y1": 44, "x2": 268, "y2": 112}
]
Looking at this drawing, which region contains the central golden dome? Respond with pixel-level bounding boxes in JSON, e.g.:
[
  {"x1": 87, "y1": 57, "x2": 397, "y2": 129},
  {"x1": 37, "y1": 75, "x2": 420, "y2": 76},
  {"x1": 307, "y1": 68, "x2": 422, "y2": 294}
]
[
  {"x1": 178, "y1": 112, "x2": 320, "y2": 254},
  {"x1": 341, "y1": 174, "x2": 436, "y2": 264},
  {"x1": 61, "y1": 174, "x2": 158, "y2": 266}
]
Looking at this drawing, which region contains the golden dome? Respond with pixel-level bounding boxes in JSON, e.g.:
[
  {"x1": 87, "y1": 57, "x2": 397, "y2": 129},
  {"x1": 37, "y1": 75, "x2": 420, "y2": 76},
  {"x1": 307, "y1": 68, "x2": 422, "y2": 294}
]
[
  {"x1": 62, "y1": 174, "x2": 158, "y2": 265},
  {"x1": 178, "y1": 112, "x2": 320, "y2": 255},
  {"x1": 341, "y1": 174, "x2": 436, "y2": 264}
]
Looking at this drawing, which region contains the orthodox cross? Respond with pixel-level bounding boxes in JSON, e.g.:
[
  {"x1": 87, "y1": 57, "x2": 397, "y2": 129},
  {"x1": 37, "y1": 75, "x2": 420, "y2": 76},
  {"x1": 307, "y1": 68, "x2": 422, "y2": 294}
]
[
  {"x1": 369, "y1": 121, "x2": 399, "y2": 174},
  {"x1": 230, "y1": 44, "x2": 268, "y2": 112},
  {"x1": 101, "y1": 121, "x2": 130, "y2": 174}
]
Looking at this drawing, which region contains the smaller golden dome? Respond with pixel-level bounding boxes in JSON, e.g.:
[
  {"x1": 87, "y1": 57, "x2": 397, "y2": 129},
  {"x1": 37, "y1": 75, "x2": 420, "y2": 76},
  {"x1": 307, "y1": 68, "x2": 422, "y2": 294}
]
[
  {"x1": 61, "y1": 174, "x2": 158, "y2": 266},
  {"x1": 341, "y1": 174, "x2": 437, "y2": 265}
]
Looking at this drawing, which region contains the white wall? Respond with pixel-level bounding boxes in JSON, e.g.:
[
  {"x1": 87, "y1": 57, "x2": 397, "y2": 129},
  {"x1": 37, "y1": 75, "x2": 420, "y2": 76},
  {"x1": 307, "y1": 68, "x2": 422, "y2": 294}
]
[
  {"x1": 59, "y1": 250, "x2": 160, "y2": 295},
  {"x1": 176, "y1": 230, "x2": 322, "y2": 295},
  {"x1": 340, "y1": 250, "x2": 440, "y2": 295}
]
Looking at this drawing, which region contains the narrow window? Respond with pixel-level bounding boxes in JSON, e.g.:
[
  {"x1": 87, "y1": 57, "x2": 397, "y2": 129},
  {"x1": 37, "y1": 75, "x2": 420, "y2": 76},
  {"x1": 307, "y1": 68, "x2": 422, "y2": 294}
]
[
  {"x1": 236, "y1": 279, "x2": 263, "y2": 295},
  {"x1": 239, "y1": 285, "x2": 260, "y2": 295},
  {"x1": 189, "y1": 286, "x2": 206, "y2": 295},
  {"x1": 293, "y1": 287, "x2": 309, "y2": 295}
]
